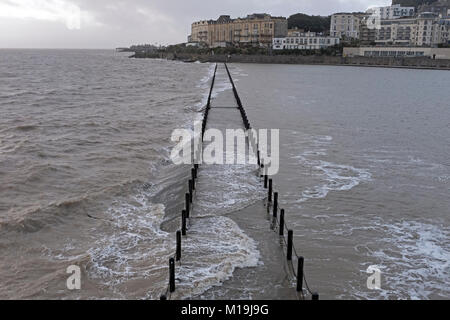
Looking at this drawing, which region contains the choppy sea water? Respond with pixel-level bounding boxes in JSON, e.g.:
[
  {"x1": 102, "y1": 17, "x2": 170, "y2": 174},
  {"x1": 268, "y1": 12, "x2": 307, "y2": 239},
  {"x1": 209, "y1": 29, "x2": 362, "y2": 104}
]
[
  {"x1": 230, "y1": 63, "x2": 450, "y2": 299},
  {"x1": 0, "y1": 50, "x2": 449, "y2": 299}
]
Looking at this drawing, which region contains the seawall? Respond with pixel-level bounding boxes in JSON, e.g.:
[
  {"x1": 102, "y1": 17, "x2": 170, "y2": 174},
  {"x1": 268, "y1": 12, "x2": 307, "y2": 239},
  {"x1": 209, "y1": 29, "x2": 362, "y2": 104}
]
[{"x1": 133, "y1": 52, "x2": 450, "y2": 70}]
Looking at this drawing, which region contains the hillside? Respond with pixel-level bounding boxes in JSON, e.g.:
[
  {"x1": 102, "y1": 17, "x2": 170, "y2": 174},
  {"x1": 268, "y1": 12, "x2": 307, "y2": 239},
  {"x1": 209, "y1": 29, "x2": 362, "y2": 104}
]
[
  {"x1": 287, "y1": 13, "x2": 331, "y2": 33},
  {"x1": 392, "y1": 0, "x2": 439, "y2": 8}
]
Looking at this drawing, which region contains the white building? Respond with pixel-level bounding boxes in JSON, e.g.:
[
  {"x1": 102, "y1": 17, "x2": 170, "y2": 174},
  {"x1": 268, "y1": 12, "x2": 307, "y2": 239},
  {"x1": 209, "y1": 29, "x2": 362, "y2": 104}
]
[
  {"x1": 330, "y1": 13, "x2": 363, "y2": 39},
  {"x1": 368, "y1": 4, "x2": 415, "y2": 20},
  {"x1": 273, "y1": 32, "x2": 340, "y2": 50},
  {"x1": 416, "y1": 12, "x2": 450, "y2": 46}
]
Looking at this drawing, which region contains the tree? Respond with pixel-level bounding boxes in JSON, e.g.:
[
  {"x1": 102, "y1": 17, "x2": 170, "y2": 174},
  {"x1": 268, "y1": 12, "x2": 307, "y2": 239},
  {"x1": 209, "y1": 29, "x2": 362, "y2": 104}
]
[{"x1": 287, "y1": 13, "x2": 331, "y2": 33}]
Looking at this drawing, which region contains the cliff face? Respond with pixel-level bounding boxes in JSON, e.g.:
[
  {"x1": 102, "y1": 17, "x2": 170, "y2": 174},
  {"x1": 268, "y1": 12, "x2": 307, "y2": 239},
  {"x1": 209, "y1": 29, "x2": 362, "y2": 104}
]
[{"x1": 391, "y1": 0, "x2": 439, "y2": 8}]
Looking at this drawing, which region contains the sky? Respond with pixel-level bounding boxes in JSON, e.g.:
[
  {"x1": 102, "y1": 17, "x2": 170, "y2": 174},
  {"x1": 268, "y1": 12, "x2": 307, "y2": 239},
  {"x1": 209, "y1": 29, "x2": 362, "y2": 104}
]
[{"x1": 0, "y1": 0, "x2": 391, "y2": 49}]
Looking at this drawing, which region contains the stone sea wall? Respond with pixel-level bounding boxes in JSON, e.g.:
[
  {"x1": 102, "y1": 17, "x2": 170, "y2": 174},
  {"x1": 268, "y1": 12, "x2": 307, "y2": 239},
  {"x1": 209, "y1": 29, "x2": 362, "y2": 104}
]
[{"x1": 133, "y1": 52, "x2": 450, "y2": 70}]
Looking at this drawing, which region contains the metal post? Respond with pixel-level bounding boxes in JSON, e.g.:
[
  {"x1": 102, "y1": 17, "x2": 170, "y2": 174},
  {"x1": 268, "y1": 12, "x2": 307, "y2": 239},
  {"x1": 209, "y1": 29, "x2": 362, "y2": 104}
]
[
  {"x1": 176, "y1": 231, "x2": 181, "y2": 261},
  {"x1": 264, "y1": 174, "x2": 268, "y2": 188},
  {"x1": 312, "y1": 293, "x2": 319, "y2": 300},
  {"x1": 169, "y1": 258, "x2": 175, "y2": 292},
  {"x1": 191, "y1": 168, "x2": 195, "y2": 190},
  {"x1": 268, "y1": 179, "x2": 273, "y2": 202},
  {"x1": 279, "y1": 209, "x2": 285, "y2": 236},
  {"x1": 287, "y1": 230, "x2": 293, "y2": 260},
  {"x1": 297, "y1": 256, "x2": 304, "y2": 292},
  {"x1": 273, "y1": 192, "x2": 278, "y2": 217},
  {"x1": 181, "y1": 210, "x2": 186, "y2": 236},
  {"x1": 185, "y1": 193, "x2": 190, "y2": 218}
]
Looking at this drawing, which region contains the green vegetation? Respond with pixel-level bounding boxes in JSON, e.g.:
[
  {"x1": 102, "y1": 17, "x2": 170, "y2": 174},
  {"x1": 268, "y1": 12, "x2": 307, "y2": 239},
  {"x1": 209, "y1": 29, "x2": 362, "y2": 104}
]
[
  {"x1": 287, "y1": 13, "x2": 331, "y2": 33},
  {"x1": 392, "y1": 0, "x2": 439, "y2": 8},
  {"x1": 157, "y1": 43, "x2": 270, "y2": 56}
]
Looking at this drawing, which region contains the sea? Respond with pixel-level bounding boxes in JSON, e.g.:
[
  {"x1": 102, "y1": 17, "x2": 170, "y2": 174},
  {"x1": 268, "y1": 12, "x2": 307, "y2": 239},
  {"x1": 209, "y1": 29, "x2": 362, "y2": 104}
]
[{"x1": 0, "y1": 49, "x2": 448, "y2": 299}]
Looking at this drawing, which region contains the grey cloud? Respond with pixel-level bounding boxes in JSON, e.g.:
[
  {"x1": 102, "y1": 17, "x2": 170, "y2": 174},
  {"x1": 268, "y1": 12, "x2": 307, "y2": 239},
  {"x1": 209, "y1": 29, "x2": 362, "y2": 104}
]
[{"x1": 0, "y1": 0, "x2": 390, "y2": 48}]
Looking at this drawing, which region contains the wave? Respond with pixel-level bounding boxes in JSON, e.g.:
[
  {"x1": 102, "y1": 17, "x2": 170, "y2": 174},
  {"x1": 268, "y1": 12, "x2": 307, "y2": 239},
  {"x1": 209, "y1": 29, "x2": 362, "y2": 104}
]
[
  {"x1": 299, "y1": 161, "x2": 372, "y2": 202},
  {"x1": 0, "y1": 178, "x2": 146, "y2": 234},
  {"x1": 291, "y1": 134, "x2": 372, "y2": 203},
  {"x1": 349, "y1": 220, "x2": 450, "y2": 300}
]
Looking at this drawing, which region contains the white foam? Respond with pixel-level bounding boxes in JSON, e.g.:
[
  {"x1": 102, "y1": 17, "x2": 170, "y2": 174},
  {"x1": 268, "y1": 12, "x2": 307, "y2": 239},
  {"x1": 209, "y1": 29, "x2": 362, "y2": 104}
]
[
  {"x1": 297, "y1": 160, "x2": 371, "y2": 202},
  {"x1": 86, "y1": 192, "x2": 173, "y2": 298},
  {"x1": 290, "y1": 134, "x2": 371, "y2": 203},
  {"x1": 171, "y1": 216, "x2": 260, "y2": 299},
  {"x1": 194, "y1": 163, "x2": 266, "y2": 217},
  {"x1": 356, "y1": 220, "x2": 450, "y2": 299}
]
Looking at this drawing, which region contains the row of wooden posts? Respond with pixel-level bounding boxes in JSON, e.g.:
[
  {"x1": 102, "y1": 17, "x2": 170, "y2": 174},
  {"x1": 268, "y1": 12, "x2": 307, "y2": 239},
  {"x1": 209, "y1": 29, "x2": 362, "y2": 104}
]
[
  {"x1": 263, "y1": 171, "x2": 319, "y2": 300},
  {"x1": 224, "y1": 62, "x2": 319, "y2": 300},
  {"x1": 160, "y1": 64, "x2": 218, "y2": 300},
  {"x1": 160, "y1": 63, "x2": 318, "y2": 300}
]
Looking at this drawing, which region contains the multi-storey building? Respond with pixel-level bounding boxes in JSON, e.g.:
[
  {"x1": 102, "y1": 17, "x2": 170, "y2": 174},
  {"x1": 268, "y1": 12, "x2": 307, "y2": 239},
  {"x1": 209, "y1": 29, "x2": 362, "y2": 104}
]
[
  {"x1": 330, "y1": 13, "x2": 364, "y2": 39},
  {"x1": 359, "y1": 16, "x2": 377, "y2": 45},
  {"x1": 273, "y1": 32, "x2": 340, "y2": 50},
  {"x1": 373, "y1": 13, "x2": 449, "y2": 47},
  {"x1": 375, "y1": 17, "x2": 418, "y2": 46},
  {"x1": 190, "y1": 13, "x2": 288, "y2": 48}
]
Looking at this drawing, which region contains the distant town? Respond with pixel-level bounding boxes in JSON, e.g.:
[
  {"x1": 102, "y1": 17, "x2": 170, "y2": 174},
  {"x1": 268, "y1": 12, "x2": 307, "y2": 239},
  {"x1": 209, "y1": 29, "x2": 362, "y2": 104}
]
[{"x1": 123, "y1": 0, "x2": 450, "y2": 61}]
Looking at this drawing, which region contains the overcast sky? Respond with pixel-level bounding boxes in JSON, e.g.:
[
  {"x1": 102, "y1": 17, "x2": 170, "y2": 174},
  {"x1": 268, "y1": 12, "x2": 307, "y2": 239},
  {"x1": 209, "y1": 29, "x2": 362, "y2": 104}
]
[{"x1": 0, "y1": 0, "x2": 391, "y2": 49}]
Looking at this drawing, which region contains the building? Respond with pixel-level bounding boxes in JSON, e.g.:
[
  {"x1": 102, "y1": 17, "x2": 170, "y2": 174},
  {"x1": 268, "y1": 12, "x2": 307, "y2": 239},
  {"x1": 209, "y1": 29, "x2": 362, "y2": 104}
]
[
  {"x1": 368, "y1": 4, "x2": 415, "y2": 20},
  {"x1": 273, "y1": 32, "x2": 340, "y2": 50},
  {"x1": 416, "y1": 12, "x2": 450, "y2": 46},
  {"x1": 343, "y1": 46, "x2": 450, "y2": 59},
  {"x1": 287, "y1": 28, "x2": 305, "y2": 36},
  {"x1": 359, "y1": 16, "x2": 377, "y2": 45},
  {"x1": 330, "y1": 13, "x2": 365, "y2": 39},
  {"x1": 375, "y1": 17, "x2": 418, "y2": 46},
  {"x1": 190, "y1": 13, "x2": 287, "y2": 48},
  {"x1": 373, "y1": 13, "x2": 450, "y2": 47}
]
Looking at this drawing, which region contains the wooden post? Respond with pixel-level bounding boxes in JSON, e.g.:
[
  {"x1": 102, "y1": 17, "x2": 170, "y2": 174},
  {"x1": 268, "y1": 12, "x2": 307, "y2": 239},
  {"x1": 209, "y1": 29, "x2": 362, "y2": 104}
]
[
  {"x1": 185, "y1": 193, "x2": 190, "y2": 218},
  {"x1": 268, "y1": 179, "x2": 273, "y2": 202},
  {"x1": 287, "y1": 230, "x2": 293, "y2": 260},
  {"x1": 188, "y1": 180, "x2": 193, "y2": 203},
  {"x1": 279, "y1": 209, "x2": 285, "y2": 236},
  {"x1": 297, "y1": 256, "x2": 304, "y2": 292},
  {"x1": 176, "y1": 231, "x2": 181, "y2": 261},
  {"x1": 181, "y1": 210, "x2": 186, "y2": 236},
  {"x1": 169, "y1": 258, "x2": 175, "y2": 292},
  {"x1": 273, "y1": 192, "x2": 278, "y2": 217}
]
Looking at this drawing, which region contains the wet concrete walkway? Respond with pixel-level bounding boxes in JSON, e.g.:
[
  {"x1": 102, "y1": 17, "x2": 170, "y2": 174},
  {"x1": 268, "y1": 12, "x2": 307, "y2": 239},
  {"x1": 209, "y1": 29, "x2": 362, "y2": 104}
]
[{"x1": 188, "y1": 65, "x2": 299, "y2": 299}]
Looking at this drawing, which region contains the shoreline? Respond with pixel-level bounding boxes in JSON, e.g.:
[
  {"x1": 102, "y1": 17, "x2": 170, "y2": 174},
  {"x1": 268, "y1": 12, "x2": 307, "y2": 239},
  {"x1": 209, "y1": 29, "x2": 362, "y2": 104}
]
[{"x1": 132, "y1": 52, "x2": 450, "y2": 71}]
